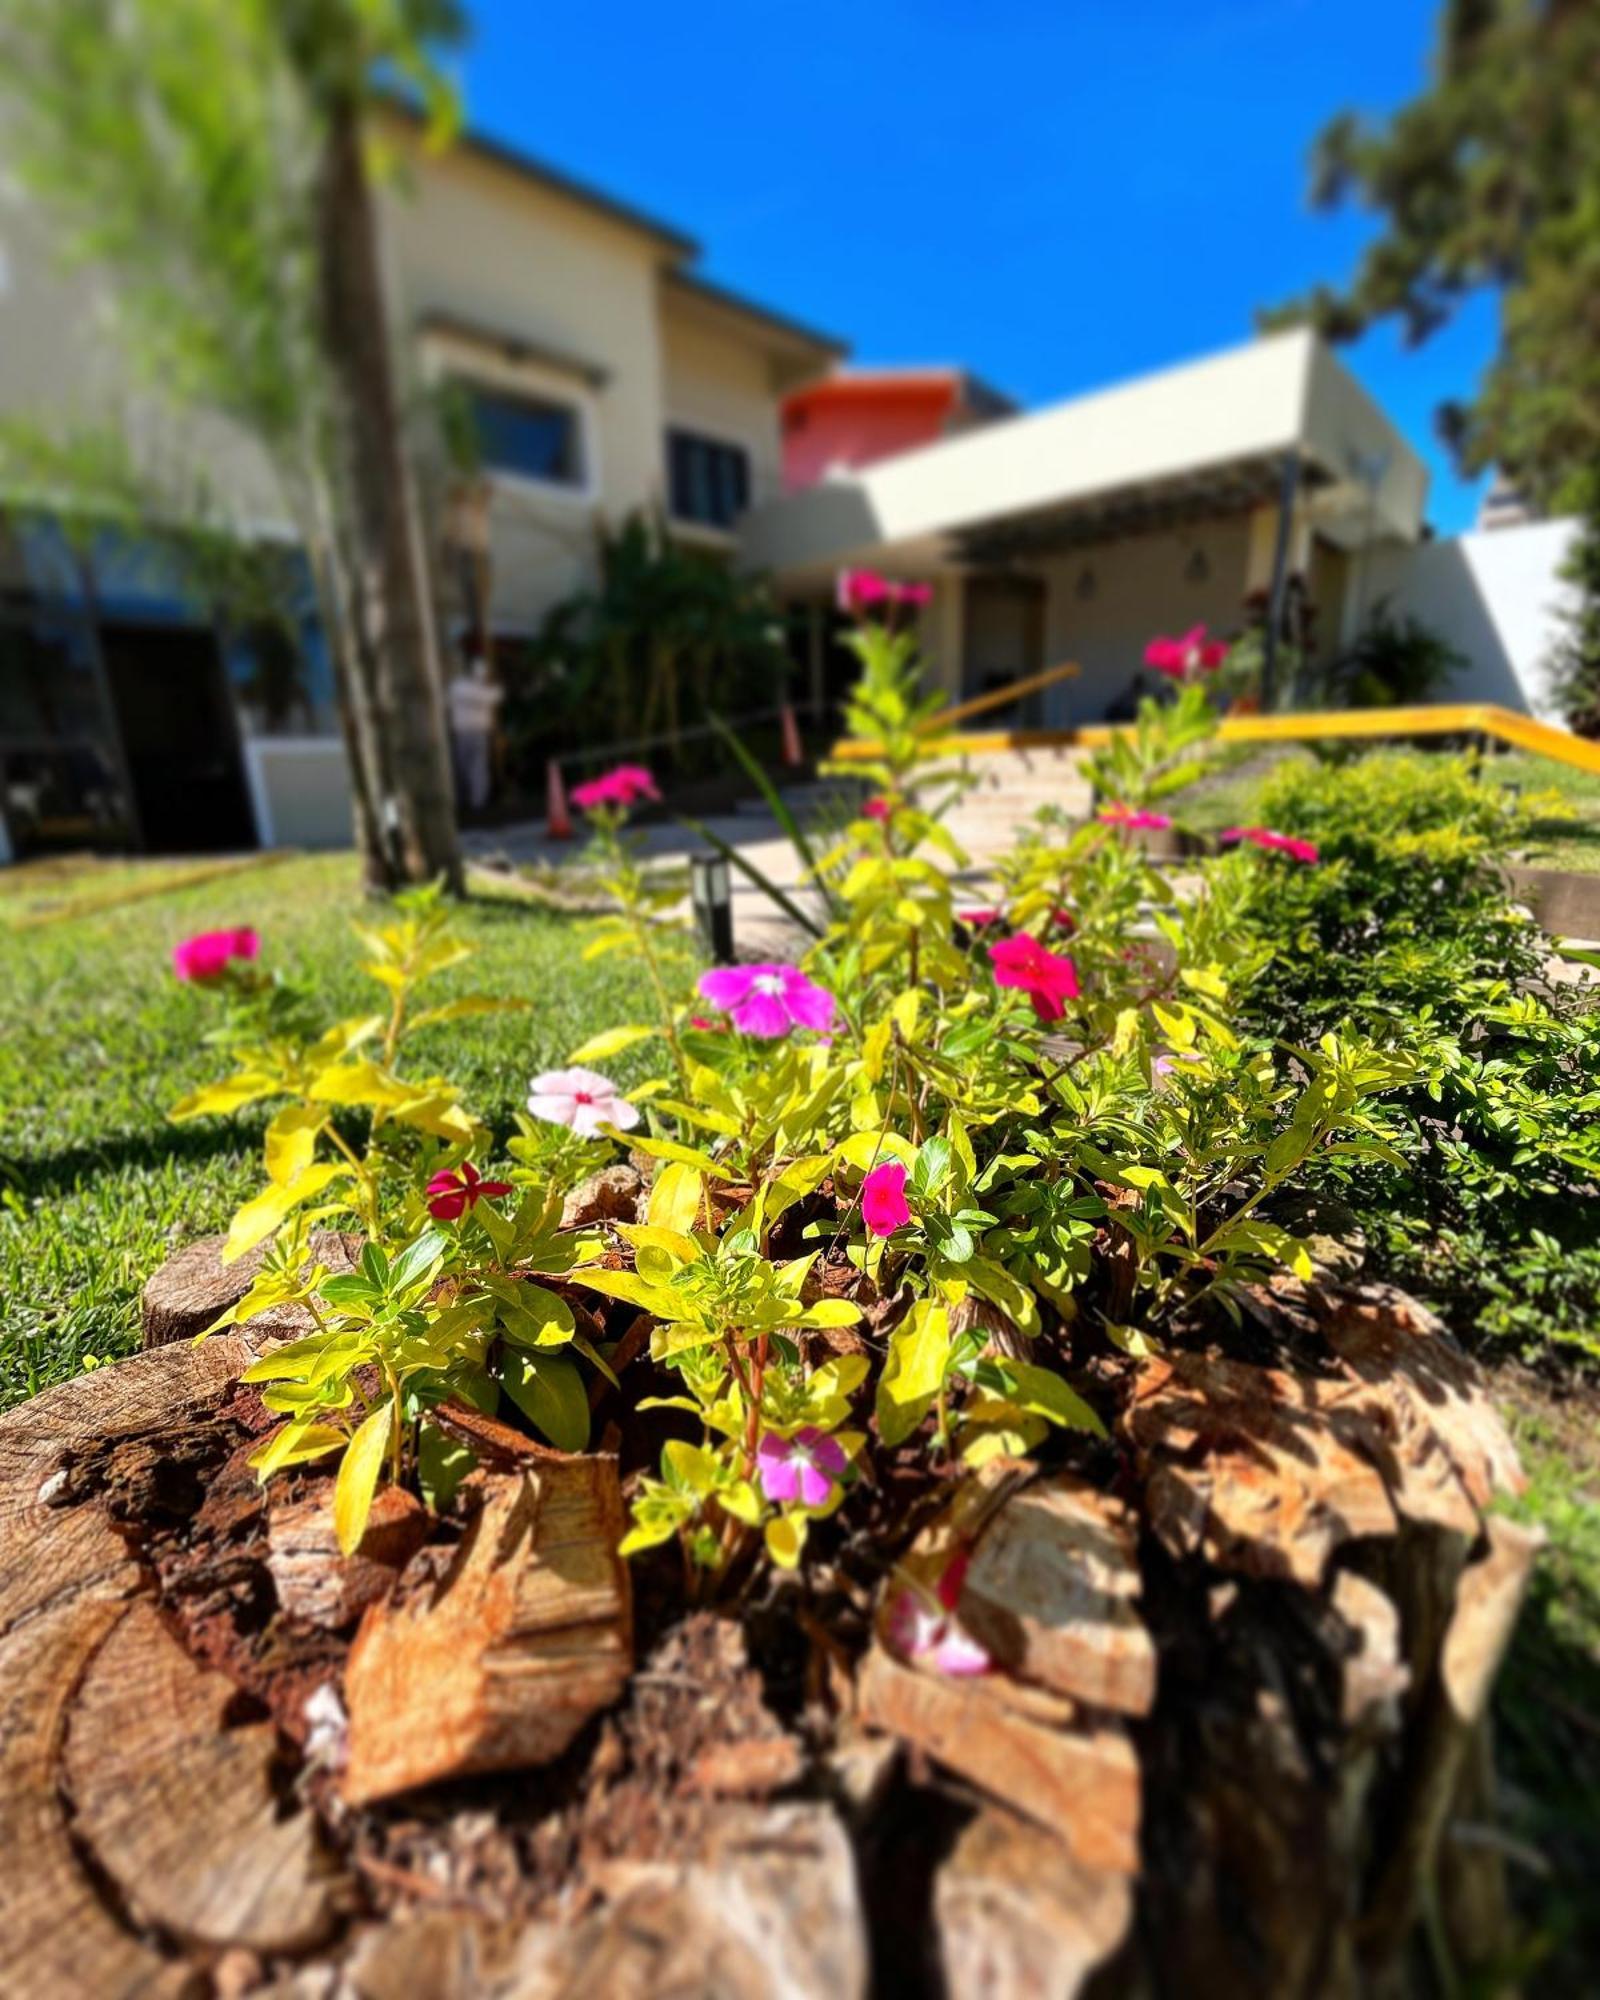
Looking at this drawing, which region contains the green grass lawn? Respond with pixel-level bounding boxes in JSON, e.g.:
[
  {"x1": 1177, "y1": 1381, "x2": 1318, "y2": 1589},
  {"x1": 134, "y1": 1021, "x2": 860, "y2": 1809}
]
[{"x1": 0, "y1": 850, "x2": 658, "y2": 1411}]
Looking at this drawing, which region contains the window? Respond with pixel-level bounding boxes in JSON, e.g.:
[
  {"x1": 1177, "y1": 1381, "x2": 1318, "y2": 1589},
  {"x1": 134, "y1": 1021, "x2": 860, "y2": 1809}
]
[
  {"x1": 667, "y1": 429, "x2": 752, "y2": 530},
  {"x1": 461, "y1": 382, "x2": 585, "y2": 489}
]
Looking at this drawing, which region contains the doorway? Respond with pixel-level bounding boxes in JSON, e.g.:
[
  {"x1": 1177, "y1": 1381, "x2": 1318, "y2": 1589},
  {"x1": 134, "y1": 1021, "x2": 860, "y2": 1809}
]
[
  {"x1": 99, "y1": 622, "x2": 256, "y2": 853},
  {"x1": 962, "y1": 574, "x2": 1046, "y2": 723}
]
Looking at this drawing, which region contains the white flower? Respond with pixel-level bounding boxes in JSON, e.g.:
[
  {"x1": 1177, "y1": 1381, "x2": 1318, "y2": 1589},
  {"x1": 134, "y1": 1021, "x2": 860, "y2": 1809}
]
[{"x1": 527, "y1": 1066, "x2": 640, "y2": 1139}]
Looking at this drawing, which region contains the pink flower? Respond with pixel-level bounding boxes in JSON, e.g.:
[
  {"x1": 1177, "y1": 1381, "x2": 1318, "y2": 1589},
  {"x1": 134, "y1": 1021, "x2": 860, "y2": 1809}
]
[
  {"x1": 988, "y1": 933, "x2": 1081, "y2": 1023},
  {"x1": 1153, "y1": 1049, "x2": 1203, "y2": 1078},
  {"x1": 756, "y1": 1426, "x2": 849, "y2": 1508},
  {"x1": 172, "y1": 928, "x2": 260, "y2": 982},
  {"x1": 426, "y1": 1159, "x2": 513, "y2": 1221},
  {"x1": 526, "y1": 1066, "x2": 640, "y2": 1137},
  {"x1": 956, "y1": 906, "x2": 1004, "y2": 929},
  {"x1": 861, "y1": 1160, "x2": 911, "y2": 1235},
  {"x1": 570, "y1": 764, "x2": 660, "y2": 813},
  {"x1": 1221, "y1": 826, "x2": 1320, "y2": 864},
  {"x1": 836, "y1": 570, "x2": 933, "y2": 618},
  {"x1": 696, "y1": 962, "x2": 836, "y2": 1038},
  {"x1": 886, "y1": 1552, "x2": 990, "y2": 1677},
  {"x1": 1145, "y1": 625, "x2": 1228, "y2": 678},
  {"x1": 1099, "y1": 804, "x2": 1173, "y2": 831},
  {"x1": 1052, "y1": 907, "x2": 1075, "y2": 934},
  {"x1": 862, "y1": 796, "x2": 892, "y2": 821}
]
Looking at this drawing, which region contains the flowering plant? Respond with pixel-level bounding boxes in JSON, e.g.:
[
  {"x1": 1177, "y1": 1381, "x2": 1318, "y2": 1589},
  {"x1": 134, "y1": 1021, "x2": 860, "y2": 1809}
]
[{"x1": 170, "y1": 612, "x2": 1391, "y2": 1584}]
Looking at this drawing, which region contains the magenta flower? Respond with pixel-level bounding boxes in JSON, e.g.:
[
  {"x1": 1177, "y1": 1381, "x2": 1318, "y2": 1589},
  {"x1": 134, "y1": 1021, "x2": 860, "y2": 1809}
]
[
  {"x1": 862, "y1": 796, "x2": 892, "y2": 821},
  {"x1": 861, "y1": 1160, "x2": 911, "y2": 1236},
  {"x1": 886, "y1": 1552, "x2": 990, "y2": 1677},
  {"x1": 172, "y1": 927, "x2": 260, "y2": 982},
  {"x1": 988, "y1": 933, "x2": 1081, "y2": 1023},
  {"x1": 696, "y1": 962, "x2": 836, "y2": 1039},
  {"x1": 527, "y1": 1066, "x2": 640, "y2": 1137},
  {"x1": 1145, "y1": 625, "x2": 1228, "y2": 678},
  {"x1": 426, "y1": 1159, "x2": 513, "y2": 1221},
  {"x1": 955, "y1": 906, "x2": 1004, "y2": 929},
  {"x1": 837, "y1": 570, "x2": 933, "y2": 618},
  {"x1": 756, "y1": 1426, "x2": 849, "y2": 1508},
  {"x1": 570, "y1": 764, "x2": 660, "y2": 813},
  {"x1": 1221, "y1": 826, "x2": 1319, "y2": 864},
  {"x1": 1099, "y1": 804, "x2": 1173, "y2": 831}
]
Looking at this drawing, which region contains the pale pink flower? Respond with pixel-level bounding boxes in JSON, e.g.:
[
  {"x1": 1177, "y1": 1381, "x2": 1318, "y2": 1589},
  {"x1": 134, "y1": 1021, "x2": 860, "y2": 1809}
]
[
  {"x1": 861, "y1": 1160, "x2": 911, "y2": 1235},
  {"x1": 172, "y1": 927, "x2": 259, "y2": 982},
  {"x1": 1220, "y1": 826, "x2": 1319, "y2": 864},
  {"x1": 526, "y1": 1066, "x2": 640, "y2": 1137},
  {"x1": 696, "y1": 962, "x2": 836, "y2": 1038},
  {"x1": 1099, "y1": 804, "x2": 1173, "y2": 831},
  {"x1": 988, "y1": 933, "x2": 1080, "y2": 1023},
  {"x1": 756, "y1": 1426, "x2": 848, "y2": 1508},
  {"x1": 955, "y1": 906, "x2": 1004, "y2": 929},
  {"x1": 886, "y1": 1552, "x2": 990, "y2": 1677},
  {"x1": 571, "y1": 764, "x2": 660, "y2": 812}
]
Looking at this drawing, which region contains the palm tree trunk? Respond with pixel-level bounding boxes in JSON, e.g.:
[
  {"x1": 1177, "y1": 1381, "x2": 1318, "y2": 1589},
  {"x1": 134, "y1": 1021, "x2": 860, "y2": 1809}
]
[{"x1": 313, "y1": 94, "x2": 462, "y2": 893}]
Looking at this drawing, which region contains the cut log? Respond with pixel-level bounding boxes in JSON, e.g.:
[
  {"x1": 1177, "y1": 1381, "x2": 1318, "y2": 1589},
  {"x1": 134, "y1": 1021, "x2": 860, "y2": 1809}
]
[
  {"x1": 140, "y1": 1229, "x2": 358, "y2": 1351},
  {"x1": 63, "y1": 1598, "x2": 339, "y2": 1952},
  {"x1": 1123, "y1": 1349, "x2": 1398, "y2": 1585},
  {"x1": 267, "y1": 1481, "x2": 431, "y2": 1630},
  {"x1": 934, "y1": 1805, "x2": 1134, "y2": 1999},
  {"x1": 957, "y1": 1472, "x2": 1157, "y2": 1716},
  {"x1": 857, "y1": 1647, "x2": 1140, "y2": 1877},
  {"x1": 342, "y1": 1452, "x2": 633, "y2": 1805}
]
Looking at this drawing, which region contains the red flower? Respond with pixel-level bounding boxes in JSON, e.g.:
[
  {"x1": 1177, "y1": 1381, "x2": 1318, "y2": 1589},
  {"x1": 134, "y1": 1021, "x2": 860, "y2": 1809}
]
[
  {"x1": 1220, "y1": 826, "x2": 1319, "y2": 865},
  {"x1": 862, "y1": 796, "x2": 892, "y2": 821},
  {"x1": 571, "y1": 764, "x2": 660, "y2": 812},
  {"x1": 988, "y1": 933, "x2": 1081, "y2": 1023},
  {"x1": 426, "y1": 1159, "x2": 513, "y2": 1221}
]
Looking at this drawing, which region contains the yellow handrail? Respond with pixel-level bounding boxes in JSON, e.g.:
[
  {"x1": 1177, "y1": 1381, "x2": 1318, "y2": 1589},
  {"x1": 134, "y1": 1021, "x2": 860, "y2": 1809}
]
[
  {"x1": 833, "y1": 701, "x2": 1600, "y2": 778},
  {"x1": 913, "y1": 660, "x2": 1080, "y2": 736}
]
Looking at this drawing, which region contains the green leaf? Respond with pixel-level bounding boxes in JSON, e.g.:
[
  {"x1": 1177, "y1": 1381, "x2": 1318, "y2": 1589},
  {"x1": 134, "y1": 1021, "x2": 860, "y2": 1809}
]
[
  {"x1": 333, "y1": 1402, "x2": 393, "y2": 1555},
  {"x1": 388, "y1": 1227, "x2": 448, "y2": 1297},
  {"x1": 417, "y1": 1421, "x2": 475, "y2": 1511},
  {"x1": 619, "y1": 1131, "x2": 738, "y2": 1179},
  {"x1": 501, "y1": 1350, "x2": 590, "y2": 1452},
  {"x1": 1002, "y1": 1360, "x2": 1105, "y2": 1437},
  {"x1": 170, "y1": 1071, "x2": 281, "y2": 1122}
]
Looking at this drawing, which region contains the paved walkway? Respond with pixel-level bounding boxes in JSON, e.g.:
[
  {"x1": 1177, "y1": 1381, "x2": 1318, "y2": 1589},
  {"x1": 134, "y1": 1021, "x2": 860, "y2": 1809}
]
[{"x1": 465, "y1": 745, "x2": 1096, "y2": 955}]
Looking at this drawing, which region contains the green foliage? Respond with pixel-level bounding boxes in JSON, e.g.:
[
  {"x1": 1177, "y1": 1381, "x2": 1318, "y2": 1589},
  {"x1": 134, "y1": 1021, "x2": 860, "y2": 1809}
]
[
  {"x1": 1548, "y1": 471, "x2": 1600, "y2": 737},
  {"x1": 1321, "y1": 601, "x2": 1466, "y2": 709},
  {"x1": 1231, "y1": 748, "x2": 1600, "y2": 1368}
]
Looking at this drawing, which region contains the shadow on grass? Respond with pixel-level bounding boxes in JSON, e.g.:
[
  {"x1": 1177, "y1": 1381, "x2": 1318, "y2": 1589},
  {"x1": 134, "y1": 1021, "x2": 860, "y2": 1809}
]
[{"x1": 1, "y1": 1117, "x2": 262, "y2": 1200}]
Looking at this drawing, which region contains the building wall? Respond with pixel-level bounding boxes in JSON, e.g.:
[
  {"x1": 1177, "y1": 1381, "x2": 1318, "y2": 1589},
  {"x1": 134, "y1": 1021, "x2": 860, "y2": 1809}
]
[
  {"x1": 1353, "y1": 518, "x2": 1579, "y2": 719},
  {"x1": 782, "y1": 386, "x2": 955, "y2": 491},
  {"x1": 1034, "y1": 515, "x2": 1258, "y2": 724},
  {"x1": 659, "y1": 303, "x2": 784, "y2": 521}
]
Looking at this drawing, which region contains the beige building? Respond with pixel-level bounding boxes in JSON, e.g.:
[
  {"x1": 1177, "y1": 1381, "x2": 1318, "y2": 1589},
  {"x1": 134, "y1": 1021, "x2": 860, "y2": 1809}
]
[{"x1": 0, "y1": 112, "x2": 843, "y2": 857}]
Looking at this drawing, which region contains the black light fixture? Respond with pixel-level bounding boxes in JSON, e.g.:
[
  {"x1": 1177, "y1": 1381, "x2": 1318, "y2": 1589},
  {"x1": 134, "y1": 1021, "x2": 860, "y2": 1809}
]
[
  {"x1": 690, "y1": 851, "x2": 734, "y2": 963},
  {"x1": 1185, "y1": 547, "x2": 1211, "y2": 584}
]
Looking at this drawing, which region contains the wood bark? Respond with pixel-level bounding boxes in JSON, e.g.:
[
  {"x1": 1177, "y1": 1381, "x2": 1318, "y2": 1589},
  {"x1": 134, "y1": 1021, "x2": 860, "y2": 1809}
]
[
  {"x1": 0, "y1": 1274, "x2": 1546, "y2": 1997},
  {"x1": 314, "y1": 95, "x2": 462, "y2": 895}
]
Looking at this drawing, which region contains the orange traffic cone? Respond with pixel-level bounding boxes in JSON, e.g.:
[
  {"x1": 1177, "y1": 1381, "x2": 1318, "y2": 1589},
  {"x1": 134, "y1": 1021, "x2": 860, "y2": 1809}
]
[
  {"x1": 780, "y1": 702, "x2": 804, "y2": 768},
  {"x1": 545, "y1": 758, "x2": 573, "y2": 839}
]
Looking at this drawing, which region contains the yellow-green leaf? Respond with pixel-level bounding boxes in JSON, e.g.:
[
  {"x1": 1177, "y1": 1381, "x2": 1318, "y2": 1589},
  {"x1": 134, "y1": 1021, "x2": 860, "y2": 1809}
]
[
  {"x1": 334, "y1": 1402, "x2": 393, "y2": 1555},
  {"x1": 646, "y1": 1162, "x2": 704, "y2": 1233},
  {"x1": 619, "y1": 1132, "x2": 736, "y2": 1179},
  {"x1": 875, "y1": 1301, "x2": 949, "y2": 1446},
  {"x1": 264, "y1": 1104, "x2": 325, "y2": 1186},
  {"x1": 764, "y1": 1512, "x2": 807, "y2": 1569},
  {"x1": 569, "y1": 1023, "x2": 660, "y2": 1063},
  {"x1": 247, "y1": 1420, "x2": 345, "y2": 1480},
  {"x1": 170, "y1": 1072, "x2": 280, "y2": 1123},
  {"x1": 223, "y1": 1163, "x2": 348, "y2": 1264}
]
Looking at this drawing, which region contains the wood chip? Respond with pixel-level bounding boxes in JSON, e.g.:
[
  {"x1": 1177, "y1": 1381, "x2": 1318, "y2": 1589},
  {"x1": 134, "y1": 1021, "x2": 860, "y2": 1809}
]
[
  {"x1": 934, "y1": 1804, "x2": 1134, "y2": 1999},
  {"x1": 1441, "y1": 1516, "x2": 1543, "y2": 1725},
  {"x1": 342, "y1": 1454, "x2": 632, "y2": 1806},
  {"x1": 858, "y1": 1646, "x2": 1140, "y2": 1876},
  {"x1": 1123, "y1": 1350, "x2": 1397, "y2": 1586},
  {"x1": 559, "y1": 1163, "x2": 642, "y2": 1230},
  {"x1": 1328, "y1": 1570, "x2": 1409, "y2": 1726},
  {"x1": 958, "y1": 1473, "x2": 1157, "y2": 1716},
  {"x1": 63, "y1": 1599, "x2": 338, "y2": 1952},
  {"x1": 267, "y1": 1482, "x2": 431, "y2": 1629},
  {"x1": 690, "y1": 1735, "x2": 806, "y2": 1798}
]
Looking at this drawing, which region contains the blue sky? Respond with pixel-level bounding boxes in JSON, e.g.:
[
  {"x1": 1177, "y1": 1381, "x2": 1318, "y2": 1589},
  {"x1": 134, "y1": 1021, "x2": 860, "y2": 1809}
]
[{"x1": 463, "y1": 0, "x2": 1496, "y2": 534}]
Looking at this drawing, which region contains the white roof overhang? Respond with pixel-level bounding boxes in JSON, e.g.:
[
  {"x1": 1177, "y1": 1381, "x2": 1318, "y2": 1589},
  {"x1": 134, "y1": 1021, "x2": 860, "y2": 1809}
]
[{"x1": 737, "y1": 329, "x2": 1428, "y2": 587}]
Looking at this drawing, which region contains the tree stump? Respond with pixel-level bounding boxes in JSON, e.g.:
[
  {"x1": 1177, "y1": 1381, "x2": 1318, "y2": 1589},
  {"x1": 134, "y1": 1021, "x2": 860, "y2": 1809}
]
[
  {"x1": 140, "y1": 1230, "x2": 359, "y2": 1350},
  {"x1": 0, "y1": 1271, "x2": 1541, "y2": 1998}
]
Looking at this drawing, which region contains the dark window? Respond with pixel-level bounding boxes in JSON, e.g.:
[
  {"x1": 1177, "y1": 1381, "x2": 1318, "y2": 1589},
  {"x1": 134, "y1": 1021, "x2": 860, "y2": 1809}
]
[
  {"x1": 462, "y1": 383, "x2": 584, "y2": 487},
  {"x1": 667, "y1": 429, "x2": 751, "y2": 530}
]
